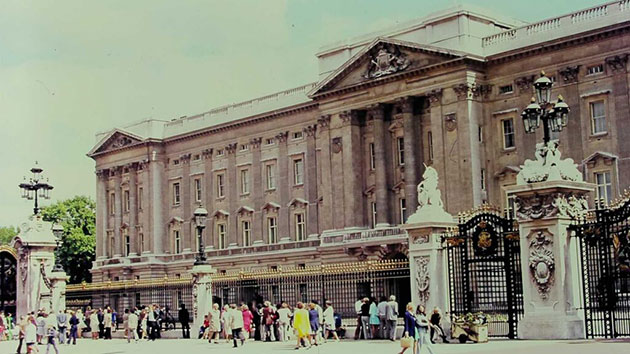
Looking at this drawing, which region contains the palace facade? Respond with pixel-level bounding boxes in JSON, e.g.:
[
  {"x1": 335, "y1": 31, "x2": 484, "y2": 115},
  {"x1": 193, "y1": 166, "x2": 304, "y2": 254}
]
[{"x1": 89, "y1": 2, "x2": 630, "y2": 282}]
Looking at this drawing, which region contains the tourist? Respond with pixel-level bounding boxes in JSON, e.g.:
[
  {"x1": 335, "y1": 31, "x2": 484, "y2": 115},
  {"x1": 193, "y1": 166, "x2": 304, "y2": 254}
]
[
  {"x1": 103, "y1": 309, "x2": 112, "y2": 340},
  {"x1": 146, "y1": 306, "x2": 156, "y2": 340},
  {"x1": 429, "y1": 307, "x2": 448, "y2": 344},
  {"x1": 313, "y1": 301, "x2": 324, "y2": 343},
  {"x1": 45, "y1": 311, "x2": 59, "y2": 354},
  {"x1": 6, "y1": 312, "x2": 15, "y2": 341},
  {"x1": 97, "y1": 308, "x2": 105, "y2": 339},
  {"x1": 399, "y1": 303, "x2": 416, "y2": 354},
  {"x1": 111, "y1": 308, "x2": 118, "y2": 332},
  {"x1": 415, "y1": 305, "x2": 436, "y2": 354},
  {"x1": 229, "y1": 304, "x2": 245, "y2": 348},
  {"x1": 68, "y1": 311, "x2": 79, "y2": 345},
  {"x1": 261, "y1": 301, "x2": 275, "y2": 342},
  {"x1": 140, "y1": 308, "x2": 148, "y2": 339},
  {"x1": 55, "y1": 310, "x2": 67, "y2": 345},
  {"x1": 353, "y1": 297, "x2": 363, "y2": 340},
  {"x1": 334, "y1": 311, "x2": 346, "y2": 339},
  {"x1": 308, "y1": 302, "x2": 320, "y2": 346},
  {"x1": 76, "y1": 310, "x2": 86, "y2": 338},
  {"x1": 207, "y1": 303, "x2": 220, "y2": 343},
  {"x1": 386, "y1": 295, "x2": 399, "y2": 341},
  {"x1": 292, "y1": 302, "x2": 310, "y2": 349},
  {"x1": 369, "y1": 297, "x2": 380, "y2": 339},
  {"x1": 0, "y1": 310, "x2": 5, "y2": 341},
  {"x1": 221, "y1": 304, "x2": 232, "y2": 343},
  {"x1": 127, "y1": 309, "x2": 139, "y2": 343},
  {"x1": 322, "y1": 300, "x2": 339, "y2": 342},
  {"x1": 241, "y1": 304, "x2": 253, "y2": 339},
  {"x1": 276, "y1": 302, "x2": 292, "y2": 342},
  {"x1": 16, "y1": 316, "x2": 26, "y2": 354},
  {"x1": 378, "y1": 296, "x2": 388, "y2": 339},
  {"x1": 360, "y1": 297, "x2": 370, "y2": 339},
  {"x1": 252, "y1": 303, "x2": 262, "y2": 341},
  {"x1": 36, "y1": 312, "x2": 46, "y2": 344},
  {"x1": 89, "y1": 310, "x2": 99, "y2": 340},
  {"x1": 178, "y1": 303, "x2": 190, "y2": 339},
  {"x1": 25, "y1": 316, "x2": 37, "y2": 354}
]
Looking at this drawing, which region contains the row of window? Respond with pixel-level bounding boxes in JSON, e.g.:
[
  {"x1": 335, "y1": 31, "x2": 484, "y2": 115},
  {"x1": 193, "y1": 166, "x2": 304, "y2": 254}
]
[
  {"x1": 496, "y1": 64, "x2": 605, "y2": 97},
  {"x1": 109, "y1": 230, "x2": 144, "y2": 257},
  {"x1": 367, "y1": 137, "x2": 406, "y2": 170},
  {"x1": 171, "y1": 213, "x2": 306, "y2": 253},
  {"x1": 369, "y1": 198, "x2": 408, "y2": 227},
  {"x1": 109, "y1": 187, "x2": 144, "y2": 215}
]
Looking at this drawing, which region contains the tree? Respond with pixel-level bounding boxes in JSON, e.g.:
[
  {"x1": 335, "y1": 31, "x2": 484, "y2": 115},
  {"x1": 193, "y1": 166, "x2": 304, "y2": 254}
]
[
  {"x1": 0, "y1": 226, "x2": 18, "y2": 245},
  {"x1": 40, "y1": 196, "x2": 96, "y2": 284}
]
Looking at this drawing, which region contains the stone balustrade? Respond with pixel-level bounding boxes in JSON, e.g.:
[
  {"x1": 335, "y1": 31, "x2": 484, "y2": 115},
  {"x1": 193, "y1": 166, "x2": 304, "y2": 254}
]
[{"x1": 320, "y1": 227, "x2": 406, "y2": 245}]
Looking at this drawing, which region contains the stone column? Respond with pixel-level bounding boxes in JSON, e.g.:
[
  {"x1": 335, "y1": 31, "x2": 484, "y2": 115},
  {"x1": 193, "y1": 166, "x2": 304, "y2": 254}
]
[
  {"x1": 190, "y1": 264, "x2": 216, "y2": 330},
  {"x1": 316, "y1": 115, "x2": 333, "y2": 232},
  {"x1": 369, "y1": 105, "x2": 390, "y2": 227},
  {"x1": 128, "y1": 163, "x2": 138, "y2": 256},
  {"x1": 226, "y1": 143, "x2": 238, "y2": 247},
  {"x1": 95, "y1": 169, "x2": 109, "y2": 259},
  {"x1": 399, "y1": 97, "x2": 420, "y2": 214},
  {"x1": 250, "y1": 138, "x2": 264, "y2": 244},
  {"x1": 303, "y1": 125, "x2": 319, "y2": 237},
  {"x1": 113, "y1": 167, "x2": 123, "y2": 257},
  {"x1": 180, "y1": 153, "x2": 192, "y2": 252},
  {"x1": 49, "y1": 271, "x2": 69, "y2": 314},
  {"x1": 276, "y1": 132, "x2": 290, "y2": 239},
  {"x1": 202, "y1": 149, "x2": 214, "y2": 248},
  {"x1": 506, "y1": 180, "x2": 594, "y2": 339},
  {"x1": 150, "y1": 150, "x2": 165, "y2": 254}
]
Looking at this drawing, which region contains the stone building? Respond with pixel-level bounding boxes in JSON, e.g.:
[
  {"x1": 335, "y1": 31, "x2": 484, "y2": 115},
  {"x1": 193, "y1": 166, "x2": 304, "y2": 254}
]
[{"x1": 88, "y1": 2, "x2": 630, "y2": 282}]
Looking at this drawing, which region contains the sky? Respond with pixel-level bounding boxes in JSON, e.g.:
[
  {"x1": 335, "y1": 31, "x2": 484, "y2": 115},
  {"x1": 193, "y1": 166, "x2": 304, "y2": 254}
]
[{"x1": 0, "y1": 0, "x2": 608, "y2": 226}]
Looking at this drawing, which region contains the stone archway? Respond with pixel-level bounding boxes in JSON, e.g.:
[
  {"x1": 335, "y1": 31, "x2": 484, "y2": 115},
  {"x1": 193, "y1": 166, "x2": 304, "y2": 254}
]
[{"x1": 0, "y1": 246, "x2": 17, "y2": 316}]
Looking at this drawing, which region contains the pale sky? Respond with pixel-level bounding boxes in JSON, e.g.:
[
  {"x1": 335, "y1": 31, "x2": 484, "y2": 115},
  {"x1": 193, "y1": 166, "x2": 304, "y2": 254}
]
[{"x1": 0, "y1": 0, "x2": 606, "y2": 226}]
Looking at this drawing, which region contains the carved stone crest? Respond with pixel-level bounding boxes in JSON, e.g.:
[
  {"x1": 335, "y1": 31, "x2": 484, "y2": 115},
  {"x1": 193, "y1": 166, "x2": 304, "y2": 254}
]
[
  {"x1": 444, "y1": 113, "x2": 457, "y2": 132},
  {"x1": 110, "y1": 136, "x2": 134, "y2": 149},
  {"x1": 415, "y1": 256, "x2": 430, "y2": 305},
  {"x1": 559, "y1": 65, "x2": 580, "y2": 83},
  {"x1": 332, "y1": 137, "x2": 343, "y2": 154},
  {"x1": 364, "y1": 45, "x2": 410, "y2": 79},
  {"x1": 528, "y1": 230, "x2": 555, "y2": 299},
  {"x1": 555, "y1": 195, "x2": 589, "y2": 219},
  {"x1": 515, "y1": 193, "x2": 558, "y2": 221},
  {"x1": 413, "y1": 233, "x2": 430, "y2": 244}
]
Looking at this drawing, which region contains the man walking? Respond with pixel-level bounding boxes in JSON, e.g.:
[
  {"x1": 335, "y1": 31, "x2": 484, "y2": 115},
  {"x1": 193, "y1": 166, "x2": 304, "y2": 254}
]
[
  {"x1": 127, "y1": 309, "x2": 139, "y2": 343},
  {"x1": 178, "y1": 304, "x2": 190, "y2": 339},
  {"x1": 229, "y1": 304, "x2": 245, "y2": 348},
  {"x1": 56, "y1": 310, "x2": 67, "y2": 345},
  {"x1": 386, "y1": 295, "x2": 398, "y2": 341},
  {"x1": 377, "y1": 296, "x2": 388, "y2": 339}
]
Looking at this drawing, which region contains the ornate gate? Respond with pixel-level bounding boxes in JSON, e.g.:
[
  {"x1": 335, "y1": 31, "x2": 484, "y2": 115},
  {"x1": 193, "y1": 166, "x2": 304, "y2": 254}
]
[
  {"x1": 445, "y1": 205, "x2": 523, "y2": 339},
  {"x1": 570, "y1": 197, "x2": 630, "y2": 338},
  {"x1": 0, "y1": 246, "x2": 17, "y2": 316}
]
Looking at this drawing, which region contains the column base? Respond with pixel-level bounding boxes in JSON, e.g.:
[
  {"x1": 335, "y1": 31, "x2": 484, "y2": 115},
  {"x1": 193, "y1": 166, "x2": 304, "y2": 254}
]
[{"x1": 518, "y1": 313, "x2": 585, "y2": 339}]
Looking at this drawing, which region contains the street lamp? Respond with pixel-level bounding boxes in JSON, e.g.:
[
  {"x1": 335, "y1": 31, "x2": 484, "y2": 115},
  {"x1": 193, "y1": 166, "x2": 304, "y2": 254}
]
[
  {"x1": 52, "y1": 223, "x2": 64, "y2": 272},
  {"x1": 18, "y1": 162, "x2": 54, "y2": 215},
  {"x1": 521, "y1": 71, "x2": 570, "y2": 144},
  {"x1": 193, "y1": 206, "x2": 208, "y2": 265}
]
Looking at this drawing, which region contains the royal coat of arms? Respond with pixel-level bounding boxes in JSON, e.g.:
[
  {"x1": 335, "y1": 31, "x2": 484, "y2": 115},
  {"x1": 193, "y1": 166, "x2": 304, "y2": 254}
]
[{"x1": 364, "y1": 45, "x2": 410, "y2": 79}]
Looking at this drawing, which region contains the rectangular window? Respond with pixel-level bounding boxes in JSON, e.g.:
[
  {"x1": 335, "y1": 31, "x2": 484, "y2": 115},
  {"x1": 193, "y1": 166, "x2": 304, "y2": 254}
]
[
  {"x1": 590, "y1": 101, "x2": 607, "y2": 134},
  {"x1": 216, "y1": 149, "x2": 225, "y2": 157},
  {"x1": 505, "y1": 193, "x2": 516, "y2": 219},
  {"x1": 139, "y1": 233, "x2": 144, "y2": 254},
  {"x1": 138, "y1": 187, "x2": 143, "y2": 210},
  {"x1": 193, "y1": 154, "x2": 200, "y2": 161},
  {"x1": 399, "y1": 198, "x2": 407, "y2": 224},
  {"x1": 217, "y1": 224, "x2": 226, "y2": 249},
  {"x1": 124, "y1": 230, "x2": 130, "y2": 256},
  {"x1": 369, "y1": 143, "x2": 375, "y2": 170},
  {"x1": 265, "y1": 138, "x2": 275, "y2": 146},
  {"x1": 292, "y1": 131, "x2": 303, "y2": 140},
  {"x1": 478, "y1": 126, "x2": 483, "y2": 143},
  {"x1": 109, "y1": 236, "x2": 115, "y2": 257},
  {"x1": 216, "y1": 174, "x2": 225, "y2": 198},
  {"x1": 295, "y1": 213, "x2": 306, "y2": 241},
  {"x1": 123, "y1": 190, "x2": 130, "y2": 213},
  {"x1": 587, "y1": 64, "x2": 604, "y2": 75},
  {"x1": 242, "y1": 220, "x2": 251, "y2": 246},
  {"x1": 174, "y1": 230, "x2": 181, "y2": 254},
  {"x1": 194, "y1": 178, "x2": 202, "y2": 202},
  {"x1": 266, "y1": 164, "x2": 276, "y2": 190},
  {"x1": 502, "y1": 119, "x2": 515, "y2": 149},
  {"x1": 173, "y1": 159, "x2": 180, "y2": 166},
  {"x1": 239, "y1": 144, "x2": 249, "y2": 152},
  {"x1": 173, "y1": 182, "x2": 180, "y2": 205},
  {"x1": 499, "y1": 84, "x2": 514, "y2": 94},
  {"x1": 595, "y1": 171, "x2": 612, "y2": 205},
  {"x1": 109, "y1": 192, "x2": 115, "y2": 215},
  {"x1": 371, "y1": 202, "x2": 377, "y2": 229},
  {"x1": 481, "y1": 169, "x2": 486, "y2": 191},
  {"x1": 428, "y1": 132, "x2": 434, "y2": 161},
  {"x1": 268, "y1": 217, "x2": 278, "y2": 244},
  {"x1": 397, "y1": 137, "x2": 405, "y2": 165},
  {"x1": 294, "y1": 158, "x2": 304, "y2": 185},
  {"x1": 240, "y1": 169, "x2": 250, "y2": 195}
]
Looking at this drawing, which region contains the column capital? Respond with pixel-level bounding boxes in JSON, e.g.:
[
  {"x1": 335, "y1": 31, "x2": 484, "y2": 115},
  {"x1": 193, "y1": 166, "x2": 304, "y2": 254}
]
[
  {"x1": 225, "y1": 142, "x2": 238, "y2": 155},
  {"x1": 395, "y1": 96, "x2": 414, "y2": 114},
  {"x1": 96, "y1": 169, "x2": 109, "y2": 180},
  {"x1": 426, "y1": 88, "x2": 443, "y2": 106},
  {"x1": 111, "y1": 166, "x2": 123, "y2": 178},
  {"x1": 179, "y1": 153, "x2": 192, "y2": 164},
  {"x1": 365, "y1": 104, "x2": 385, "y2": 120},
  {"x1": 317, "y1": 115, "x2": 331, "y2": 128},
  {"x1": 249, "y1": 137, "x2": 263, "y2": 149},
  {"x1": 275, "y1": 131, "x2": 289, "y2": 143},
  {"x1": 201, "y1": 148, "x2": 213, "y2": 159},
  {"x1": 339, "y1": 110, "x2": 360, "y2": 125},
  {"x1": 302, "y1": 125, "x2": 317, "y2": 138}
]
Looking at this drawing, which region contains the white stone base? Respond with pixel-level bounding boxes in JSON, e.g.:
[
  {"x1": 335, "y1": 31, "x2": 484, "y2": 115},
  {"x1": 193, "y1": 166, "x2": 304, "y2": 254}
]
[{"x1": 518, "y1": 313, "x2": 585, "y2": 339}]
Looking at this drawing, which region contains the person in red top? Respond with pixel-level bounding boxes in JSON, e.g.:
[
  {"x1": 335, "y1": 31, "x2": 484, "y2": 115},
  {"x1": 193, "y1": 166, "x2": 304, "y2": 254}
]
[
  {"x1": 241, "y1": 305, "x2": 254, "y2": 339},
  {"x1": 200, "y1": 315, "x2": 209, "y2": 339},
  {"x1": 261, "y1": 301, "x2": 276, "y2": 342}
]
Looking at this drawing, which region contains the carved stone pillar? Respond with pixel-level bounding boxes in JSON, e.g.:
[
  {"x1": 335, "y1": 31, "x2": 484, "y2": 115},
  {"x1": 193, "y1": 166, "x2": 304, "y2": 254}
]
[
  {"x1": 202, "y1": 149, "x2": 214, "y2": 248},
  {"x1": 180, "y1": 153, "x2": 192, "y2": 252},
  {"x1": 303, "y1": 125, "x2": 319, "y2": 237},
  {"x1": 399, "y1": 97, "x2": 420, "y2": 216},
  {"x1": 128, "y1": 163, "x2": 138, "y2": 256},
  {"x1": 190, "y1": 264, "x2": 216, "y2": 330},
  {"x1": 369, "y1": 105, "x2": 390, "y2": 227},
  {"x1": 506, "y1": 180, "x2": 594, "y2": 339},
  {"x1": 226, "y1": 143, "x2": 238, "y2": 247},
  {"x1": 276, "y1": 132, "x2": 290, "y2": 240},
  {"x1": 96, "y1": 169, "x2": 109, "y2": 259},
  {"x1": 340, "y1": 110, "x2": 365, "y2": 228},
  {"x1": 113, "y1": 167, "x2": 123, "y2": 257},
  {"x1": 250, "y1": 138, "x2": 264, "y2": 244},
  {"x1": 316, "y1": 115, "x2": 333, "y2": 232},
  {"x1": 149, "y1": 150, "x2": 165, "y2": 254}
]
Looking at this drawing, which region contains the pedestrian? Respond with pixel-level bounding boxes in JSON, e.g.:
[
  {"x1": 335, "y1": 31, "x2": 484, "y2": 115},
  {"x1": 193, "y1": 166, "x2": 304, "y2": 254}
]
[
  {"x1": 68, "y1": 311, "x2": 79, "y2": 345},
  {"x1": 178, "y1": 304, "x2": 190, "y2": 339},
  {"x1": 377, "y1": 296, "x2": 388, "y2": 339},
  {"x1": 127, "y1": 309, "x2": 139, "y2": 343},
  {"x1": 76, "y1": 310, "x2": 86, "y2": 338},
  {"x1": 241, "y1": 304, "x2": 253, "y2": 339},
  {"x1": 308, "y1": 302, "x2": 320, "y2": 346},
  {"x1": 292, "y1": 302, "x2": 310, "y2": 350},
  {"x1": 415, "y1": 305, "x2": 436, "y2": 354},
  {"x1": 103, "y1": 309, "x2": 112, "y2": 340},
  {"x1": 229, "y1": 304, "x2": 245, "y2": 348},
  {"x1": 429, "y1": 308, "x2": 449, "y2": 344},
  {"x1": 140, "y1": 308, "x2": 148, "y2": 340},
  {"x1": 353, "y1": 297, "x2": 363, "y2": 340},
  {"x1": 360, "y1": 297, "x2": 370, "y2": 339},
  {"x1": 261, "y1": 301, "x2": 275, "y2": 342},
  {"x1": 252, "y1": 303, "x2": 262, "y2": 341},
  {"x1": 276, "y1": 302, "x2": 292, "y2": 342},
  {"x1": 97, "y1": 308, "x2": 105, "y2": 339},
  {"x1": 322, "y1": 301, "x2": 339, "y2": 342},
  {"x1": 90, "y1": 310, "x2": 99, "y2": 340},
  {"x1": 146, "y1": 306, "x2": 156, "y2": 341},
  {"x1": 15, "y1": 316, "x2": 26, "y2": 354},
  {"x1": 399, "y1": 303, "x2": 416, "y2": 354},
  {"x1": 36, "y1": 312, "x2": 46, "y2": 344},
  {"x1": 25, "y1": 316, "x2": 37, "y2": 354},
  {"x1": 207, "y1": 303, "x2": 221, "y2": 343},
  {"x1": 45, "y1": 312, "x2": 59, "y2": 354},
  {"x1": 369, "y1": 297, "x2": 380, "y2": 339},
  {"x1": 221, "y1": 304, "x2": 232, "y2": 343},
  {"x1": 386, "y1": 295, "x2": 399, "y2": 341},
  {"x1": 111, "y1": 309, "x2": 118, "y2": 332}
]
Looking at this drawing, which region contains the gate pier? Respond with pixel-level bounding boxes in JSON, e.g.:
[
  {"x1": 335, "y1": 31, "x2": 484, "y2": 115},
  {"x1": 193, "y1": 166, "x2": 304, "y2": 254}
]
[{"x1": 507, "y1": 180, "x2": 593, "y2": 339}]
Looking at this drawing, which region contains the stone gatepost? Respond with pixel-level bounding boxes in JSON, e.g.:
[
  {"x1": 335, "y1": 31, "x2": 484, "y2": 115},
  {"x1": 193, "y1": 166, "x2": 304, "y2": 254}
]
[
  {"x1": 189, "y1": 264, "x2": 216, "y2": 330},
  {"x1": 402, "y1": 165, "x2": 455, "y2": 314},
  {"x1": 49, "y1": 271, "x2": 70, "y2": 314},
  {"x1": 507, "y1": 142, "x2": 594, "y2": 339}
]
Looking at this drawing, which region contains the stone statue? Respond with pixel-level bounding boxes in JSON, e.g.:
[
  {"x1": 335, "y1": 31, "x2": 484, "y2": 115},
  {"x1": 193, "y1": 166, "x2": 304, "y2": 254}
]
[
  {"x1": 517, "y1": 140, "x2": 581, "y2": 185},
  {"x1": 407, "y1": 165, "x2": 453, "y2": 224}
]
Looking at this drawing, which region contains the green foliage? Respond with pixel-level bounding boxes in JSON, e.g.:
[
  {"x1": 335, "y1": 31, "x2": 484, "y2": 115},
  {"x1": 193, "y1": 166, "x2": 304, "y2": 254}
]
[
  {"x1": 40, "y1": 196, "x2": 96, "y2": 284},
  {"x1": 0, "y1": 226, "x2": 18, "y2": 245}
]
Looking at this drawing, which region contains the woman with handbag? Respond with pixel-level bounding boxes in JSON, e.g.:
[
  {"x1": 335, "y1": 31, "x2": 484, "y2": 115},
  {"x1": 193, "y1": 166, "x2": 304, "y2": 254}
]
[
  {"x1": 398, "y1": 303, "x2": 416, "y2": 354},
  {"x1": 415, "y1": 306, "x2": 436, "y2": 354}
]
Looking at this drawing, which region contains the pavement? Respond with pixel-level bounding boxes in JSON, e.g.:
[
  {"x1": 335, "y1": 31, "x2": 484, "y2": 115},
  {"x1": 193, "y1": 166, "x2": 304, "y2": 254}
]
[{"x1": 2, "y1": 338, "x2": 629, "y2": 354}]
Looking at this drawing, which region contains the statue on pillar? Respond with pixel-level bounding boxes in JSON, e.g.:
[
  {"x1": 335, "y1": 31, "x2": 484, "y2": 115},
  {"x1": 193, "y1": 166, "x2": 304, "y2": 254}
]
[
  {"x1": 516, "y1": 140, "x2": 582, "y2": 185},
  {"x1": 407, "y1": 165, "x2": 453, "y2": 224}
]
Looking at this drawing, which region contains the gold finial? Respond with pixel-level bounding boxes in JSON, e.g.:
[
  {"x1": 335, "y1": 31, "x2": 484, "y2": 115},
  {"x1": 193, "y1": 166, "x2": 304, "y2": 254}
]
[
  {"x1": 540, "y1": 70, "x2": 546, "y2": 76},
  {"x1": 531, "y1": 96, "x2": 536, "y2": 103},
  {"x1": 557, "y1": 94, "x2": 564, "y2": 101}
]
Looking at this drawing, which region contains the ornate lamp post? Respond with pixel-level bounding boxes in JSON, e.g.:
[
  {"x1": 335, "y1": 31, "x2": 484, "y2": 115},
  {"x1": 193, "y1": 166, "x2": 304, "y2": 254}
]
[
  {"x1": 18, "y1": 162, "x2": 54, "y2": 215},
  {"x1": 193, "y1": 206, "x2": 208, "y2": 265},
  {"x1": 52, "y1": 224, "x2": 65, "y2": 272},
  {"x1": 521, "y1": 71, "x2": 570, "y2": 144}
]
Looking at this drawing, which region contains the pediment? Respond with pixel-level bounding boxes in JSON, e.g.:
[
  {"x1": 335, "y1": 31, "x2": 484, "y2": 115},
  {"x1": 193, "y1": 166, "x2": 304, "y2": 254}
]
[
  {"x1": 582, "y1": 151, "x2": 617, "y2": 167},
  {"x1": 309, "y1": 38, "x2": 467, "y2": 97},
  {"x1": 88, "y1": 129, "x2": 144, "y2": 157}
]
